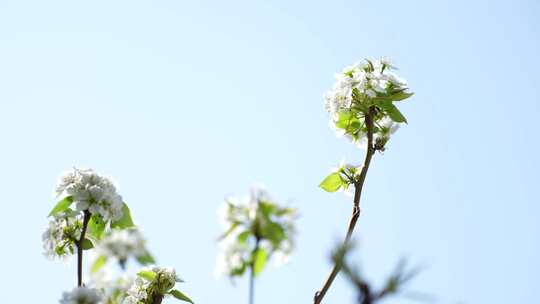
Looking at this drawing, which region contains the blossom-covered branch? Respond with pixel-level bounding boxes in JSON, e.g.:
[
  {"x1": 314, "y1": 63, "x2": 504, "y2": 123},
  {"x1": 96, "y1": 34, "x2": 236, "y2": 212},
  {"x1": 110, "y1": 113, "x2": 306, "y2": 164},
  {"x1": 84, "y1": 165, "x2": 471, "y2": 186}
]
[{"x1": 315, "y1": 58, "x2": 413, "y2": 303}]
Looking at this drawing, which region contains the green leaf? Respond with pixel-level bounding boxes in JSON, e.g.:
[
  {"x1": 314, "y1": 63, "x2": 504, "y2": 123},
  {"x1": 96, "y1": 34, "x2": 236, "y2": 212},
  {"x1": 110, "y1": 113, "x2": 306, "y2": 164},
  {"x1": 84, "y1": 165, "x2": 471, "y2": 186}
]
[
  {"x1": 252, "y1": 248, "x2": 268, "y2": 276},
  {"x1": 81, "y1": 238, "x2": 94, "y2": 250},
  {"x1": 259, "y1": 202, "x2": 277, "y2": 217},
  {"x1": 237, "y1": 231, "x2": 251, "y2": 244},
  {"x1": 169, "y1": 289, "x2": 194, "y2": 303},
  {"x1": 87, "y1": 214, "x2": 106, "y2": 240},
  {"x1": 389, "y1": 91, "x2": 414, "y2": 101},
  {"x1": 137, "y1": 270, "x2": 156, "y2": 282},
  {"x1": 135, "y1": 250, "x2": 156, "y2": 265},
  {"x1": 231, "y1": 262, "x2": 247, "y2": 276},
  {"x1": 91, "y1": 255, "x2": 107, "y2": 273},
  {"x1": 377, "y1": 101, "x2": 407, "y2": 123},
  {"x1": 111, "y1": 203, "x2": 135, "y2": 229},
  {"x1": 48, "y1": 196, "x2": 74, "y2": 217},
  {"x1": 385, "y1": 105, "x2": 407, "y2": 123},
  {"x1": 262, "y1": 222, "x2": 286, "y2": 247},
  {"x1": 319, "y1": 172, "x2": 345, "y2": 192},
  {"x1": 335, "y1": 111, "x2": 361, "y2": 133}
]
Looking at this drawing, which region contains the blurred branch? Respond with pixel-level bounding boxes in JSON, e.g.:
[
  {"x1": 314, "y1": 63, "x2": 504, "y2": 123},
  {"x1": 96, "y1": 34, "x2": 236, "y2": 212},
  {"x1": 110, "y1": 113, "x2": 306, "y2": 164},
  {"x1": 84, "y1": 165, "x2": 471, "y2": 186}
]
[{"x1": 331, "y1": 243, "x2": 422, "y2": 304}]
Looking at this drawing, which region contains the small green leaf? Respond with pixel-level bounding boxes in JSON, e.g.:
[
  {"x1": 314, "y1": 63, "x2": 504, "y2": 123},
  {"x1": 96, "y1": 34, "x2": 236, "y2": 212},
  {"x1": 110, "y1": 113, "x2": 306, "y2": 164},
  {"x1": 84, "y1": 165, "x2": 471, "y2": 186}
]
[
  {"x1": 259, "y1": 202, "x2": 277, "y2": 217},
  {"x1": 135, "y1": 250, "x2": 156, "y2": 265},
  {"x1": 137, "y1": 270, "x2": 156, "y2": 282},
  {"x1": 87, "y1": 214, "x2": 106, "y2": 240},
  {"x1": 91, "y1": 255, "x2": 107, "y2": 273},
  {"x1": 377, "y1": 101, "x2": 407, "y2": 123},
  {"x1": 385, "y1": 105, "x2": 407, "y2": 123},
  {"x1": 111, "y1": 203, "x2": 135, "y2": 229},
  {"x1": 335, "y1": 111, "x2": 362, "y2": 133},
  {"x1": 389, "y1": 91, "x2": 414, "y2": 101},
  {"x1": 237, "y1": 231, "x2": 251, "y2": 244},
  {"x1": 169, "y1": 289, "x2": 194, "y2": 303},
  {"x1": 262, "y1": 222, "x2": 286, "y2": 247},
  {"x1": 81, "y1": 239, "x2": 94, "y2": 250},
  {"x1": 231, "y1": 262, "x2": 247, "y2": 276},
  {"x1": 48, "y1": 196, "x2": 74, "y2": 217},
  {"x1": 319, "y1": 172, "x2": 345, "y2": 192},
  {"x1": 252, "y1": 248, "x2": 268, "y2": 276}
]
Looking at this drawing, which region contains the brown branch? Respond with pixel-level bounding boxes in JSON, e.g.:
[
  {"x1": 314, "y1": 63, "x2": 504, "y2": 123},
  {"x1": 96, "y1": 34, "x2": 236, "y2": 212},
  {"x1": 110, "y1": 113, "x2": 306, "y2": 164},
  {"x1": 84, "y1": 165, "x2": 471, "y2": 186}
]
[
  {"x1": 76, "y1": 210, "x2": 91, "y2": 287},
  {"x1": 314, "y1": 109, "x2": 376, "y2": 304}
]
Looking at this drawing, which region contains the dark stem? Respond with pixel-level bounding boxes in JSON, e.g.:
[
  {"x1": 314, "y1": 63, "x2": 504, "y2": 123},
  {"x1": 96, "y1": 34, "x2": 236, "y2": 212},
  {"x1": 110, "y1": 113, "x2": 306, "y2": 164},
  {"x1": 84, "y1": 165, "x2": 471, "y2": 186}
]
[
  {"x1": 314, "y1": 109, "x2": 376, "y2": 304},
  {"x1": 249, "y1": 237, "x2": 261, "y2": 304},
  {"x1": 77, "y1": 210, "x2": 91, "y2": 287},
  {"x1": 152, "y1": 294, "x2": 164, "y2": 304}
]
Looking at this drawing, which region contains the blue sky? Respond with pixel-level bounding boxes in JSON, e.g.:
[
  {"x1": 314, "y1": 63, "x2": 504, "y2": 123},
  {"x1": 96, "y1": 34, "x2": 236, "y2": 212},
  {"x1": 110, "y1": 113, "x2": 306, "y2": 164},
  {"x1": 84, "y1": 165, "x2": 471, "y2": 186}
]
[{"x1": 0, "y1": 0, "x2": 539, "y2": 303}]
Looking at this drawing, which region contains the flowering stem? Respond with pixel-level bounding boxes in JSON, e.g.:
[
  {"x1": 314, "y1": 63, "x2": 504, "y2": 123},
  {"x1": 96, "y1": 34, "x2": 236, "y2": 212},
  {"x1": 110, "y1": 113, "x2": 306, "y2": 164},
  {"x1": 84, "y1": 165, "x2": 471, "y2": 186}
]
[
  {"x1": 249, "y1": 237, "x2": 261, "y2": 304},
  {"x1": 314, "y1": 108, "x2": 376, "y2": 304},
  {"x1": 76, "y1": 210, "x2": 91, "y2": 287}
]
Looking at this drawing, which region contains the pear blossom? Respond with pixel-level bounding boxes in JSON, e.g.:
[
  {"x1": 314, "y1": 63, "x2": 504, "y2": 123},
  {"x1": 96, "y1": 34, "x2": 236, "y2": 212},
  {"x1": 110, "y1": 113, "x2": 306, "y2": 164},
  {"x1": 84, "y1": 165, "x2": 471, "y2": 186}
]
[
  {"x1": 123, "y1": 266, "x2": 188, "y2": 304},
  {"x1": 42, "y1": 211, "x2": 83, "y2": 260},
  {"x1": 123, "y1": 278, "x2": 148, "y2": 304},
  {"x1": 55, "y1": 168, "x2": 124, "y2": 222},
  {"x1": 59, "y1": 287, "x2": 102, "y2": 304},
  {"x1": 323, "y1": 57, "x2": 412, "y2": 149},
  {"x1": 98, "y1": 228, "x2": 146, "y2": 263}
]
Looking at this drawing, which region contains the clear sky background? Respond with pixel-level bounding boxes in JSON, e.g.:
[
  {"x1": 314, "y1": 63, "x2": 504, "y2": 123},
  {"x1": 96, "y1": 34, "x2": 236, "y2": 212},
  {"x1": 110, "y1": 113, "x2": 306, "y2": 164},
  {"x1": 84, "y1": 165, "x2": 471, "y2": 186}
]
[{"x1": 0, "y1": 0, "x2": 539, "y2": 303}]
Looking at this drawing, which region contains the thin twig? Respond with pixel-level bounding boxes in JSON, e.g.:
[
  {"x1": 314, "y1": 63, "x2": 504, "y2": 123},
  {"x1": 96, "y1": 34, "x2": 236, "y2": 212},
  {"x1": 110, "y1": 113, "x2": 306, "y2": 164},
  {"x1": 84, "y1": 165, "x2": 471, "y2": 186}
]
[
  {"x1": 77, "y1": 210, "x2": 91, "y2": 287},
  {"x1": 314, "y1": 109, "x2": 376, "y2": 304},
  {"x1": 249, "y1": 237, "x2": 261, "y2": 304}
]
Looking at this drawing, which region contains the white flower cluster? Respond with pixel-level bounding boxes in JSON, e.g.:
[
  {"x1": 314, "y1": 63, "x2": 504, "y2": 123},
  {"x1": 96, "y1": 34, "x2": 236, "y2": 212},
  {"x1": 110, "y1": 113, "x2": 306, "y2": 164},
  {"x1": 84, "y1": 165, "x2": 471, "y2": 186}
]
[
  {"x1": 123, "y1": 266, "x2": 178, "y2": 304},
  {"x1": 152, "y1": 266, "x2": 178, "y2": 287},
  {"x1": 323, "y1": 58, "x2": 408, "y2": 148},
  {"x1": 42, "y1": 211, "x2": 82, "y2": 260},
  {"x1": 324, "y1": 58, "x2": 406, "y2": 117},
  {"x1": 59, "y1": 287, "x2": 102, "y2": 304},
  {"x1": 215, "y1": 186, "x2": 296, "y2": 277},
  {"x1": 56, "y1": 168, "x2": 124, "y2": 221},
  {"x1": 123, "y1": 277, "x2": 148, "y2": 304},
  {"x1": 98, "y1": 229, "x2": 146, "y2": 262}
]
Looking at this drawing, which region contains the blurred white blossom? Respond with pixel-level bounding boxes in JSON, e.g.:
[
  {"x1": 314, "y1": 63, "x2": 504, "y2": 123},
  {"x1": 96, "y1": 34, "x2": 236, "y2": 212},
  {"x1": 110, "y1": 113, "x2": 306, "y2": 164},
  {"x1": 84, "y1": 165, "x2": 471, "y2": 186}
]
[
  {"x1": 59, "y1": 287, "x2": 102, "y2": 304},
  {"x1": 98, "y1": 229, "x2": 146, "y2": 262},
  {"x1": 215, "y1": 186, "x2": 297, "y2": 278}
]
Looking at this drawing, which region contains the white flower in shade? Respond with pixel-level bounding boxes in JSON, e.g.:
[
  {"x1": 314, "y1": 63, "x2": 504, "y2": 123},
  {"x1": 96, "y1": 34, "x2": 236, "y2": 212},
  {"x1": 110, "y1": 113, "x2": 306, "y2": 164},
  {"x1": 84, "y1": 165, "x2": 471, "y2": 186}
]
[
  {"x1": 123, "y1": 266, "x2": 182, "y2": 304},
  {"x1": 90, "y1": 268, "x2": 135, "y2": 304},
  {"x1": 55, "y1": 168, "x2": 124, "y2": 222},
  {"x1": 214, "y1": 234, "x2": 250, "y2": 277},
  {"x1": 377, "y1": 117, "x2": 400, "y2": 141},
  {"x1": 123, "y1": 278, "x2": 148, "y2": 304},
  {"x1": 59, "y1": 287, "x2": 102, "y2": 304},
  {"x1": 42, "y1": 211, "x2": 82, "y2": 260},
  {"x1": 98, "y1": 229, "x2": 146, "y2": 262},
  {"x1": 152, "y1": 266, "x2": 177, "y2": 287}
]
